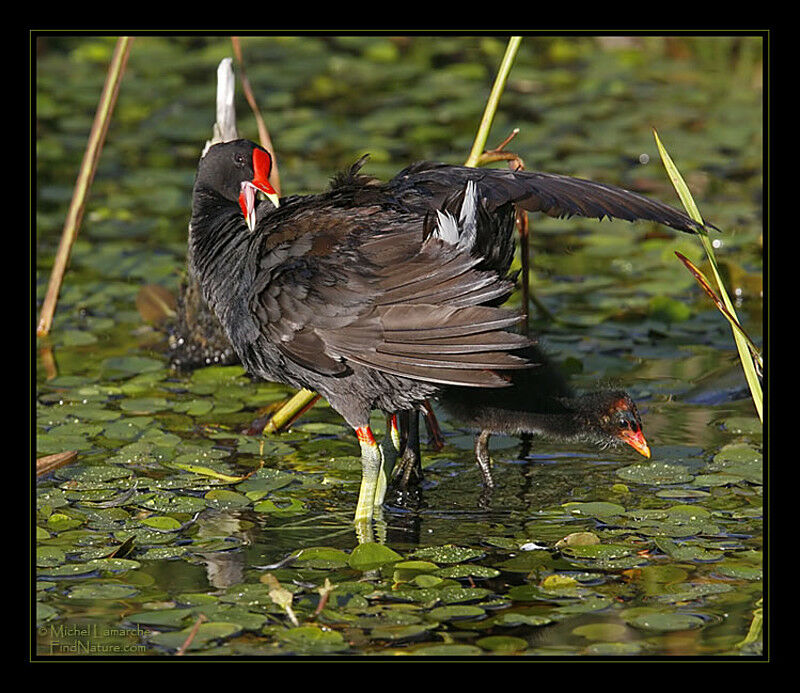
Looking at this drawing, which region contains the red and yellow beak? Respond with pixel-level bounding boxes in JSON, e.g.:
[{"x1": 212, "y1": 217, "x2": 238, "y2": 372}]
[
  {"x1": 619, "y1": 428, "x2": 651, "y2": 458},
  {"x1": 239, "y1": 148, "x2": 280, "y2": 231}
]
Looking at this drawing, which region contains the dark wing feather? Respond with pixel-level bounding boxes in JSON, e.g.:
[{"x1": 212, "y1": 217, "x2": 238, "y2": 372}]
[{"x1": 389, "y1": 162, "x2": 713, "y2": 234}]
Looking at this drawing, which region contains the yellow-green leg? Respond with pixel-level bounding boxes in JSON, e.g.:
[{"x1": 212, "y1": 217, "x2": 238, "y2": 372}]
[
  {"x1": 354, "y1": 426, "x2": 383, "y2": 524},
  {"x1": 374, "y1": 415, "x2": 400, "y2": 508},
  {"x1": 354, "y1": 419, "x2": 402, "y2": 531}
]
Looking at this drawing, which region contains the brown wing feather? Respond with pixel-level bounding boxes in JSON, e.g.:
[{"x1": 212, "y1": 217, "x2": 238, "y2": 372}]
[{"x1": 250, "y1": 221, "x2": 531, "y2": 387}]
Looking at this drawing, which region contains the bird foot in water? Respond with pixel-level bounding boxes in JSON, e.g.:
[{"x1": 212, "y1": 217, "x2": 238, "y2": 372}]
[
  {"x1": 389, "y1": 444, "x2": 424, "y2": 493},
  {"x1": 474, "y1": 430, "x2": 495, "y2": 489}
]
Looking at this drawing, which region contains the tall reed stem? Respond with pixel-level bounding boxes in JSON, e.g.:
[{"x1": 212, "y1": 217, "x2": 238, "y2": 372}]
[
  {"x1": 37, "y1": 36, "x2": 134, "y2": 337},
  {"x1": 464, "y1": 37, "x2": 522, "y2": 168}
]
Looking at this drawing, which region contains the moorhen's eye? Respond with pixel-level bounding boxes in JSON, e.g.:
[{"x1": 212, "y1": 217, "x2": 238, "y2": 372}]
[
  {"x1": 233, "y1": 153, "x2": 247, "y2": 167},
  {"x1": 618, "y1": 417, "x2": 640, "y2": 433}
]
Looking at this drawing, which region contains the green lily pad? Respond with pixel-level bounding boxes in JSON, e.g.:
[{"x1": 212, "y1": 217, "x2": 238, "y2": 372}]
[
  {"x1": 427, "y1": 604, "x2": 485, "y2": 621},
  {"x1": 490, "y1": 611, "x2": 555, "y2": 628},
  {"x1": 126, "y1": 608, "x2": 195, "y2": 628},
  {"x1": 555, "y1": 532, "x2": 601, "y2": 548},
  {"x1": 139, "y1": 493, "x2": 208, "y2": 514},
  {"x1": 295, "y1": 547, "x2": 350, "y2": 569},
  {"x1": 370, "y1": 623, "x2": 432, "y2": 641},
  {"x1": 149, "y1": 621, "x2": 242, "y2": 652},
  {"x1": 237, "y1": 467, "x2": 298, "y2": 497},
  {"x1": 412, "y1": 643, "x2": 484, "y2": 656},
  {"x1": 101, "y1": 356, "x2": 165, "y2": 377},
  {"x1": 409, "y1": 544, "x2": 484, "y2": 564},
  {"x1": 119, "y1": 397, "x2": 170, "y2": 414},
  {"x1": 85, "y1": 558, "x2": 141, "y2": 573},
  {"x1": 476, "y1": 635, "x2": 528, "y2": 653},
  {"x1": 252, "y1": 498, "x2": 306, "y2": 515},
  {"x1": 190, "y1": 365, "x2": 248, "y2": 384},
  {"x1": 348, "y1": 542, "x2": 403, "y2": 571},
  {"x1": 37, "y1": 547, "x2": 66, "y2": 567},
  {"x1": 204, "y1": 489, "x2": 251, "y2": 510},
  {"x1": 435, "y1": 564, "x2": 500, "y2": 580},
  {"x1": 275, "y1": 625, "x2": 349, "y2": 653},
  {"x1": 564, "y1": 502, "x2": 626, "y2": 518},
  {"x1": 616, "y1": 462, "x2": 695, "y2": 485},
  {"x1": 713, "y1": 561, "x2": 763, "y2": 580},
  {"x1": 66, "y1": 582, "x2": 139, "y2": 600},
  {"x1": 627, "y1": 612, "x2": 706, "y2": 632},
  {"x1": 140, "y1": 516, "x2": 183, "y2": 532},
  {"x1": 439, "y1": 586, "x2": 492, "y2": 603},
  {"x1": 560, "y1": 544, "x2": 634, "y2": 560},
  {"x1": 584, "y1": 641, "x2": 644, "y2": 655},
  {"x1": 718, "y1": 417, "x2": 762, "y2": 435},
  {"x1": 573, "y1": 622, "x2": 630, "y2": 641}
]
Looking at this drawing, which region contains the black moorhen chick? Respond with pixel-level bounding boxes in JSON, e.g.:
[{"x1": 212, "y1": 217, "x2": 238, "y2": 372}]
[
  {"x1": 190, "y1": 139, "x2": 706, "y2": 525},
  {"x1": 438, "y1": 344, "x2": 650, "y2": 489}
]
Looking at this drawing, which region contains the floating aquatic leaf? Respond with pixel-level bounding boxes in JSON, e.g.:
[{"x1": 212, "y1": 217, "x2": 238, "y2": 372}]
[
  {"x1": 719, "y1": 417, "x2": 762, "y2": 436},
  {"x1": 204, "y1": 489, "x2": 251, "y2": 510},
  {"x1": 713, "y1": 561, "x2": 762, "y2": 581},
  {"x1": 435, "y1": 564, "x2": 500, "y2": 580},
  {"x1": 66, "y1": 582, "x2": 140, "y2": 600},
  {"x1": 139, "y1": 492, "x2": 207, "y2": 514},
  {"x1": 253, "y1": 498, "x2": 307, "y2": 516},
  {"x1": 627, "y1": 612, "x2": 706, "y2": 632},
  {"x1": 140, "y1": 516, "x2": 182, "y2": 532},
  {"x1": 556, "y1": 596, "x2": 615, "y2": 615},
  {"x1": 348, "y1": 542, "x2": 403, "y2": 571},
  {"x1": 294, "y1": 547, "x2": 350, "y2": 569},
  {"x1": 559, "y1": 544, "x2": 634, "y2": 560},
  {"x1": 138, "y1": 546, "x2": 189, "y2": 560},
  {"x1": 370, "y1": 623, "x2": 432, "y2": 641},
  {"x1": 119, "y1": 397, "x2": 170, "y2": 414},
  {"x1": 584, "y1": 641, "x2": 643, "y2": 655},
  {"x1": 149, "y1": 621, "x2": 241, "y2": 652},
  {"x1": 555, "y1": 532, "x2": 601, "y2": 548},
  {"x1": 564, "y1": 501, "x2": 627, "y2": 518},
  {"x1": 126, "y1": 608, "x2": 195, "y2": 628},
  {"x1": 411, "y1": 574, "x2": 444, "y2": 588},
  {"x1": 427, "y1": 604, "x2": 485, "y2": 621},
  {"x1": 708, "y1": 443, "x2": 762, "y2": 483},
  {"x1": 37, "y1": 547, "x2": 66, "y2": 567},
  {"x1": 616, "y1": 462, "x2": 695, "y2": 485},
  {"x1": 476, "y1": 634, "x2": 528, "y2": 653},
  {"x1": 190, "y1": 365, "x2": 248, "y2": 384},
  {"x1": 573, "y1": 622, "x2": 630, "y2": 641},
  {"x1": 101, "y1": 356, "x2": 165, "y2": 377},
  {"x1": 409, "y1": 544, "x2": 484, "y2": 564},
  {"x1": 495, "y1": 551, "x2": 554, "y2": 573},
  {"x1": 275, "y1": 625, "x2": 348, "y2": 653},
  {"x1": 541, "y1": 574, "x2": 580, "y2": 592},
  {"x1": 412, "y1": 643, "x2": 484, "y2": 656}
]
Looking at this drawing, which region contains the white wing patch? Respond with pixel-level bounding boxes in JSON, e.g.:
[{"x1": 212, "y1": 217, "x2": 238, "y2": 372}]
[{"x1": 430, "y1": 180, "x2": 479, "y2": 251}]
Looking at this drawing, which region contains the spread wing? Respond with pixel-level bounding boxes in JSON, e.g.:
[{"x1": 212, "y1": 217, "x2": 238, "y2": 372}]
[{"x1": 389, "y1": 161, "x2": 713, "y2": 234}]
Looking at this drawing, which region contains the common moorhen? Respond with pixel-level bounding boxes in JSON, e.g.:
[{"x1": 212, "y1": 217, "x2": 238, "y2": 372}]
[
  {"x1": 437, "y1": 344, "x2": 650, "y2": 489},
  {"x1": 190, "y1": 139, "x2": 706, "y2": 525}
]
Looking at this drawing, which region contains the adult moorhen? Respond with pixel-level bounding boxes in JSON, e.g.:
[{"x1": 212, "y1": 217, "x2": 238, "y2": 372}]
[{"x1": 189, "y1": 139, "x2": 707, "y2": 526}]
